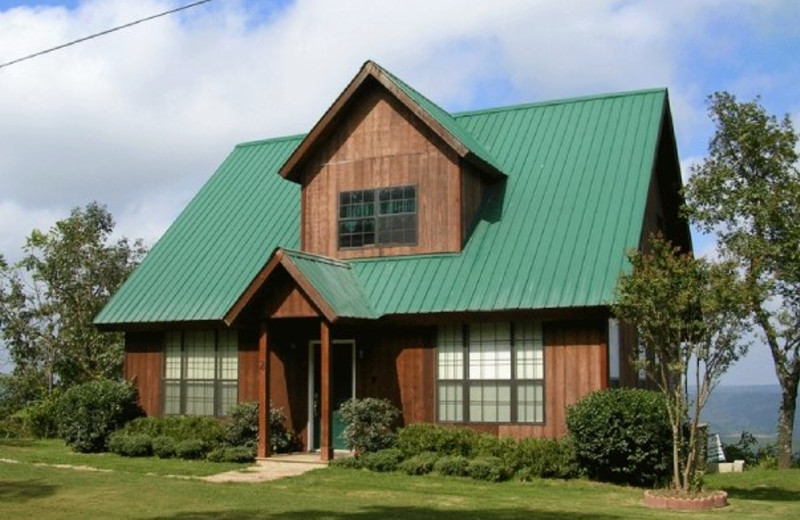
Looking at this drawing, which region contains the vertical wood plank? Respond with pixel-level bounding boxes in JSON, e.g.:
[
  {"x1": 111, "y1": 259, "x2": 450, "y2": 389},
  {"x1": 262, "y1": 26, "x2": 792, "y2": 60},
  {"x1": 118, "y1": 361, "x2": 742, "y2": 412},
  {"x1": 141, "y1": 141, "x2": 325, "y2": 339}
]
[
  {"x1": 319, "y1": 320, "x2": 334, "y2": 461},
  {"x1": 257, "y1": 322, "x2": 270, "y2": 459}
]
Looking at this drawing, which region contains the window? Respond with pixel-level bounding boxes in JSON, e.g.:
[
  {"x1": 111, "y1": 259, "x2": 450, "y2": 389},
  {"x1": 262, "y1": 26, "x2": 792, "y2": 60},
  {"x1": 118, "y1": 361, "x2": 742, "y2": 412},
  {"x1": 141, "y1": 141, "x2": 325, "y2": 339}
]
[
  {"x1": 437, "y1": 322, "x2": 544, "y2": 423},
  {"x1": 163, "y1": 330, "x2": 238, "y2": 416},
  {"x1": 338, "y1": 185, "x2": 417, "y2": 248}
]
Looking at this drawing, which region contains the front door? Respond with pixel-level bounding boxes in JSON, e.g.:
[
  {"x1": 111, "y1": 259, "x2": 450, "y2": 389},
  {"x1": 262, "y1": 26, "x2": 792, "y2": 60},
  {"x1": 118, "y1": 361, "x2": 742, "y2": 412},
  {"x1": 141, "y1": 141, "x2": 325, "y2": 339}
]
[{"x1": 308, "y1": 340, "x2": 355, "y2": 451}]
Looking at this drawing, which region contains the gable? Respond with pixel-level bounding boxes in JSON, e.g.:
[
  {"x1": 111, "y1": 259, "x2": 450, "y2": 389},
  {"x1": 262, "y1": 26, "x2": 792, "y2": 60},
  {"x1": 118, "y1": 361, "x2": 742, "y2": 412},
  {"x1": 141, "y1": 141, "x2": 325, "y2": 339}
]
[{"x1": 299, "y1": 79, "x2": 466, "y2": 258}]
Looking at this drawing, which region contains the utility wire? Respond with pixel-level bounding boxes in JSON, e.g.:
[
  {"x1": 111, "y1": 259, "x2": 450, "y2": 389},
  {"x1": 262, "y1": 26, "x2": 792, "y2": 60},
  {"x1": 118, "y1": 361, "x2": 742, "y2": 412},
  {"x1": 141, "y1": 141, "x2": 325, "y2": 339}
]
[{"x1": 0, "y1": 0, "x2": 214, "y2": 70}]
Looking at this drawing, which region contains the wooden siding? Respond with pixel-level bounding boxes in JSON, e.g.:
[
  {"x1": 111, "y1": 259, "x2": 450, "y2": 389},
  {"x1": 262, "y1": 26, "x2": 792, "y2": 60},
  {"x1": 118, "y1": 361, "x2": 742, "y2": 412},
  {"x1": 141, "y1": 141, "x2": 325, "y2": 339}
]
[
  {"x1": 460, "y1": 164, "x2": 484, "y2": 244},
  {"x1": 617, "y1": 320, "x2": 640, "y2": 388},
  {"x1": 124, "y1": 331, "x2": 164, "y2": 416},
  {"x1": 355, "y1": 325, "x2": 436, "y2": 425},
  {"x1": 238, "y1": 328, "x2": 260, "y2": 403},
  {"x1": 264, "y1": 269, "x2": 320, "y2": 319},
  {"x1": 300, "y1": 81, "x2": 464, "y2": 259}
]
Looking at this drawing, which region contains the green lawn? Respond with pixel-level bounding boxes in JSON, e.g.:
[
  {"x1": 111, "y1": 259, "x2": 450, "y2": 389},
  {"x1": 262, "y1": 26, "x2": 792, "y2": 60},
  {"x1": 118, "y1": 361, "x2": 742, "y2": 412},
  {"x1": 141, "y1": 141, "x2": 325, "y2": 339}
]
[{"x1": 1, "y1": 440, "x2": 798, "y2": 519}]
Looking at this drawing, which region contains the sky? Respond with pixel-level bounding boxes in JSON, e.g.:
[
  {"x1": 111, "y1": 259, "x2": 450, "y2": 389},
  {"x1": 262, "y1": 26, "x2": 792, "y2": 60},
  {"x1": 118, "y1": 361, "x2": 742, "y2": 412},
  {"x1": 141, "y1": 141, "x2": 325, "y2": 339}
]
[{"x1": 0, "y1": 0, "x2": 798, "y2": 384}]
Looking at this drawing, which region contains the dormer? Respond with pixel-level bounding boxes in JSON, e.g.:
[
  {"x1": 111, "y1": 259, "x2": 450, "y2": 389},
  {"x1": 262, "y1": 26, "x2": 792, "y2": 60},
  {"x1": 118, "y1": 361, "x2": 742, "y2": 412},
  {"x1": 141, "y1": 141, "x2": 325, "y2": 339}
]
[{"x1": 279, "y1": 61, "x2": 504, "y2": 259}]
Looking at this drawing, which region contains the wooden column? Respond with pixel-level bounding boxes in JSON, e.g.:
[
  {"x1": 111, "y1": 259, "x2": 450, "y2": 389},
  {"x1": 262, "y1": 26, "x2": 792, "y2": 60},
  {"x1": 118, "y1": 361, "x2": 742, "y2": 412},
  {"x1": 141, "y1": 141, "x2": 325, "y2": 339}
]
[
  {"x1": 319, "y1": 320, "x2": 334, "y2": 461},
  {"x1": 257, "y1": 321, "x2": 271, "y2": 459}
]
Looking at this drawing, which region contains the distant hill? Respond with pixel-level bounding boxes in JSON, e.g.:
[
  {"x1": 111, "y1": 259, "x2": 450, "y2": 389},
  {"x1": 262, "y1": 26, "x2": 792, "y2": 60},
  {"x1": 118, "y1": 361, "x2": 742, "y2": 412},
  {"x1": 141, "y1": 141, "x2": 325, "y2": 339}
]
[{"x1": 698, "y1": 385, "x2": 799, "y2": 443}]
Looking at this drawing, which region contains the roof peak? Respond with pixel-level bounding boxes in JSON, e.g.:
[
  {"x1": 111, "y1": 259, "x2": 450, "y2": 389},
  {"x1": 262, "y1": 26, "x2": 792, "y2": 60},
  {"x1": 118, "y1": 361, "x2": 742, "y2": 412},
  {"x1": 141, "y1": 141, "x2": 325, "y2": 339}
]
[{"x1": 454, "y1": 88, "x2": 668, "y2": 119}]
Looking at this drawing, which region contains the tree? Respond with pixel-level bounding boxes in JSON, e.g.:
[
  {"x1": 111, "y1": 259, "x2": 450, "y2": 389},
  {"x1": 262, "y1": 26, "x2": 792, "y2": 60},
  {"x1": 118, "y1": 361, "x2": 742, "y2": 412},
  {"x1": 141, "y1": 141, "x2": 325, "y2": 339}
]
[
  {"x1": 684, "y1": 92, "x2": 800, "y2": 469},
  {"x1": 0, "y1": 203, "x2": 145, "y2": 401},
  {"x1": 614, "y1": 235, "x2": 749, "y2": 493}
]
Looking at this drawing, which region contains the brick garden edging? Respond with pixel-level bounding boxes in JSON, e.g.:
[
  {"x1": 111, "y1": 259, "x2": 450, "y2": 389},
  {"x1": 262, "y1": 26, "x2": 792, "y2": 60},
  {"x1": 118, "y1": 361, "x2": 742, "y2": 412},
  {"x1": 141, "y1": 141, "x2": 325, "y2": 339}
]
[{"x1": 643, "y1": 490, "x2": 728, "y2": 510}]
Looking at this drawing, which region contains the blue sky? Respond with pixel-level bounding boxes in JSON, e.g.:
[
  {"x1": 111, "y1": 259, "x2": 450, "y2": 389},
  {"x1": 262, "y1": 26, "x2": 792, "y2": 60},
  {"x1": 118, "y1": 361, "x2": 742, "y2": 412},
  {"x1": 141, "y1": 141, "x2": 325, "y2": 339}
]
[{"x1": 0, "y1": 0, "x2": 798, "y2": 385}]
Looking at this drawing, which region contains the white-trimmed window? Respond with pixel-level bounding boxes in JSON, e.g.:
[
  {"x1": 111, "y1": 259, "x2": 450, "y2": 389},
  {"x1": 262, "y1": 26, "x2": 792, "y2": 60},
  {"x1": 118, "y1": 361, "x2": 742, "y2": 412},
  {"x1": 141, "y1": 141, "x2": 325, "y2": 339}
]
[
  {"x1": 163, "y1": 330, "x2": 238, "y2": 416},
  {"x1": 437, "y1": 322, "x2": 544, "y2": 423}
]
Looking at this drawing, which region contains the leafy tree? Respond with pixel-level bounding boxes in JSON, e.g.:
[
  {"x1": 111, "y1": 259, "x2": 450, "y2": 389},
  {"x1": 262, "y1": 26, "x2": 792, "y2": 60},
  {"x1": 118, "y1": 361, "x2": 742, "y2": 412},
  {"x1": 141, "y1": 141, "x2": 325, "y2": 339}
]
[
  {"x1": 684, "y1": 92, "x2": 800, "y2": 469},
  {"x1": 0, "y1": 203, "x2": 145, "y2": 402},
  {"x1": 614, "y1": 235, "x2": 749, "y2": 493}
]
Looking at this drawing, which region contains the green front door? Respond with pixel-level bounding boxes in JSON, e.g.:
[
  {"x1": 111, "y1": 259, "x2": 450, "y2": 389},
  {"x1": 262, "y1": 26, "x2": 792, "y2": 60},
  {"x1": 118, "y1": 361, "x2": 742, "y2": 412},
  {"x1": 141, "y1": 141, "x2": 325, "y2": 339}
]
[{"x1": 310, "y1": 340, "x2": 354, "y2": 451}]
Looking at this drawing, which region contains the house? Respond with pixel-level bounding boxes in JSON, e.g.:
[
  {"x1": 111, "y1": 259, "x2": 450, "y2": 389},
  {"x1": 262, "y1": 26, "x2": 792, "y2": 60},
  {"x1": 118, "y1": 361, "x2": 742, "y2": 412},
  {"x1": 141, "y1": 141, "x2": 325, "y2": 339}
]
[{"x1": 95, "y1": 60, "x2": 690, "y2": 461}]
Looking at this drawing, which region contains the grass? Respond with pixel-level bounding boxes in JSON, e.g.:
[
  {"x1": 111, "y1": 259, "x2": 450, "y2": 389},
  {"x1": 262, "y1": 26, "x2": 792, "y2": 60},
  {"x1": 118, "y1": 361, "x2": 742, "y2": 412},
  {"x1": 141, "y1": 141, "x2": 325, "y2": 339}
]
[{"x1": 2, "y1": 439, "x2": 799, "y2": 519}]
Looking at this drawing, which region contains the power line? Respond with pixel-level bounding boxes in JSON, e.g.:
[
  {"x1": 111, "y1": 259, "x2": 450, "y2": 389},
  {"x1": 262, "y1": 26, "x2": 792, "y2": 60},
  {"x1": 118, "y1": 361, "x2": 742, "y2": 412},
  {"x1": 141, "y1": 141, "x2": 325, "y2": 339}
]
[{"x1": 0, "y1": 0, "x2": 214, "y2": 70}]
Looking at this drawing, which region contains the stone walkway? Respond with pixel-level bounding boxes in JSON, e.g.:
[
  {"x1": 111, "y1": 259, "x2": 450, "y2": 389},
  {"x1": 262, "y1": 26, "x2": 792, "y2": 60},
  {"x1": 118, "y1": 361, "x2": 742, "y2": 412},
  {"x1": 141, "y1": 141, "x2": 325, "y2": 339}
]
[{"x1": 203, "y1": 453, "x2": 329, "y2": 483}]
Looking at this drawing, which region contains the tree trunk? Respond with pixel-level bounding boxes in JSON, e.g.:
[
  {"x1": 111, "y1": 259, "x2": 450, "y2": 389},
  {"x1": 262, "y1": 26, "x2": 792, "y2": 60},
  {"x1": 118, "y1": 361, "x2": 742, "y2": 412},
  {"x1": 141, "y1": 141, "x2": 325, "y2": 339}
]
[{"x1": 777, "y1": 380, "x2": 798, "y2": 469}]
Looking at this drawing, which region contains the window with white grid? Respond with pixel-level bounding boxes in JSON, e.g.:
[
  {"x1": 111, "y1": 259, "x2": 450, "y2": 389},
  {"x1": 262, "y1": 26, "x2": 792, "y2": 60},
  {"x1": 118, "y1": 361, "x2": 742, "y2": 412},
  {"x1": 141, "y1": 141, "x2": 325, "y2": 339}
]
[
  {"x1": 437, "y1": 321, "x2": 544, "y2": 424},
  {"x1": 163, "y1": 330, "x2": 238, "y2": 416}
]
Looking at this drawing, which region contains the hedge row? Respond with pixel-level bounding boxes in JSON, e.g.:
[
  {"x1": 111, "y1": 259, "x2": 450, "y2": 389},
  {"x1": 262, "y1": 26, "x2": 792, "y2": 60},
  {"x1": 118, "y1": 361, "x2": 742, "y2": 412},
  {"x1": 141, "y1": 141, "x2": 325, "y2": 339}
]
[{"x1": 331, "y1": 423, "x2": 577, "y2": 482}]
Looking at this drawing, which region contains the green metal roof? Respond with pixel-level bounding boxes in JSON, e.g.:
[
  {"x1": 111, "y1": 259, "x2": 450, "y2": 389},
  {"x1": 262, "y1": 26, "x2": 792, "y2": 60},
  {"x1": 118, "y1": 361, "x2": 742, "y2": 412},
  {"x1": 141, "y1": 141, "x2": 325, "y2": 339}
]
[
  {"x1": 282, "y1": 249, "x2": 375, "y2": 319},
  {"x1": 96, "y1": 74, "x2": 671, "y2": 326}
]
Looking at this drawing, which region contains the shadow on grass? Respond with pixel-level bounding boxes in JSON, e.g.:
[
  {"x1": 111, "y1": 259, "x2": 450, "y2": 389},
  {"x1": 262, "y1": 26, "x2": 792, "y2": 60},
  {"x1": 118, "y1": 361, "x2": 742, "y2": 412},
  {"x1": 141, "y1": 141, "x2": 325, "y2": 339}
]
[
  {"x1": 723, "y1": 486, "x2": 800, "y2": 502},
  {"x1": 0, "y1": 479, "x2": 58, "y2": 502},
  {"x1": 148, "y1": 506, "x2": 623, "y2": 520},
  {"x1": 0, "y1": 438, "x2": 36, "y2": 448}
]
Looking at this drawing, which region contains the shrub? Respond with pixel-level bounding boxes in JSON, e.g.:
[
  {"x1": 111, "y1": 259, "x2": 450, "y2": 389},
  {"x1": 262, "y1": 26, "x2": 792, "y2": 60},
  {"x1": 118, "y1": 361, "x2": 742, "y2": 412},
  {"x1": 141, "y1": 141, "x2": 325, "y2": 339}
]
[
  {"x1": 328, "y1": 456, "x2": 363, "y2": 469},
  {"x1": 467, "y1": 456, "x2": 509, "y2": 482},
  {"x1": 396, "y1": 423, "x2": 479, "y2": 458},
  {"x1": 338, "y1": 398, "x2": 400, "y2": 456},
  {"x1": 16, "y1": 396, "x2": 60, "y2": 438},
  {"x1": 472, "y1": 434, "x2": 518, "y2": 469},
  {"x1": 398, "y1": 452, "x2": 439, "y2": 475},
  {"x1": 119, "y1": 416, "x2": 226, "y2": 445},
  {"x1": 566, "y1": 388, "x2": 671, "y2": 487},
  {"x1": 513, "y1": 437, "x2": 577, "y2": 479},
  {"x1": 55, "y1": 379, "x2": 142, "y2": 453},
  {"x1": 175, "y1": 439, "x2": 209, "y2": 460},
  {"x1": 433, "y1": 455, "x2": 470, "y2": 477},
  {"x1": 206, "y1": 446, "x2": 255, "y2": 463},
  {"x1": 226, "y1": 401, "x2": 259, "y2": 448},
  {"x1": 107, "y1": 433, "x2": 153, "y2": 457},
  {"x1": 0, "y1": 415, "x2": 27, "y2": 439},
  {"x1": 268, "y1": 405, "x2": 299, "y2": 454},
  {"x1": 361, "y1": 448, "x2": 403, "y2": 472},
  {"x1": 152, "y1": 435, "x2": 177, "y2": 458}
]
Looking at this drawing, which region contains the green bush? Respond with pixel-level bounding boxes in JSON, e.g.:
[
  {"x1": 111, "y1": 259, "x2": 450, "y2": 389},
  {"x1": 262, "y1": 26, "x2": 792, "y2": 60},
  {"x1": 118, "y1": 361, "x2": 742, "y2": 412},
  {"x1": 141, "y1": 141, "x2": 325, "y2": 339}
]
[
  {"x1": 152, "y1": 435, "x2": 177, "y2": 458},
  {"x1": 398, "y1": 452, "x2": 439, "y2": 475},
  {"x1": 206, "y1": 446, "x2": 255, "y2": 463},
  {"x1": 118, "y1": 416, "x2": 226, "y2": 445},
  {"x1": 328, "y1": 456, "x2": 363, "y2": 469},
  {"x1": 223, "y1": 401, "x2": 299, "y2": 453},
  {"x1": 361, "y1": 448, "x2": 403, "y2": 472},
  {"x1": 338, "y1": 398, "x2": 400, "y2": 456},
  {"x1": 513, "y1": 437, "x2": 577, "y2": 479},
  {"x1": 267, "y1": 405, "x2": 299, "y2": 454},
  {"x1": 396, "y1": 423, "x2": 479, "y2": 458},
  {"x1": 15, "y1": 396, "x2": 61, "y2": 438},
  {"x1": 55, "y1": 379, "x2": 142, "y2": 453},
  {"x1": 226, "y1": 401, "x2": 259, "y2": 448},
  {"x1": 107, "y1": 432, "x2": 153, "y2": 457},
  {"x1": 433, "y1": 455, "x2": 470, "y2": 477},
  {"x1": 467, "y1": 456, "x2": 509, "y2": 482},
  {"x1": 0, "y1": 415, "x2": 27, "y2": 439},
  {"x1": 566, "y1": 388, "x2": 671, "y2": 487},
  {"x1": 175, "y1": 439, "x2": 209, "y2": 460}
]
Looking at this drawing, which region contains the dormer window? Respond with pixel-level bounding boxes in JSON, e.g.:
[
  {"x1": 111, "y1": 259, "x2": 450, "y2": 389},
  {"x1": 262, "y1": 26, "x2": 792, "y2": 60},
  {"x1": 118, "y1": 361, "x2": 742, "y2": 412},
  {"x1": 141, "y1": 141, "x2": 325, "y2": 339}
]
[{"x1": 338, "y1": 185, "x2": 417, "y2": 249}]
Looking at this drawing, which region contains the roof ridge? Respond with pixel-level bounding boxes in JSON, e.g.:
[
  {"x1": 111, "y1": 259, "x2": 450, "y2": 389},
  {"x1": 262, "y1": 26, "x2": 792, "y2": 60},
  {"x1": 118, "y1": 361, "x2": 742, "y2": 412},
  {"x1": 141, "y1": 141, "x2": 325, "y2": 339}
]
[
  {"x1": 349, "y1": 252, "x2": 461, "y2": 264},
  {"x1": 235, "y1": 133, "x2": 307, "y2": 149},
  {"x1": 282, "y1": 248, "x2": 352, "y2": 269},
  {"x1": 453, "y1": 88, "x2": 668, "y2": 118}
]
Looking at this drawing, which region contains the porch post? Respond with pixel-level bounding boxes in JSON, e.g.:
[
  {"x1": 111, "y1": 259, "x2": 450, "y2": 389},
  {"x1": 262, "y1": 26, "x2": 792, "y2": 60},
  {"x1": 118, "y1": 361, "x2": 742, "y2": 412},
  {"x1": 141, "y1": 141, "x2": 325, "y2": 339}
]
[
  {"x1": 257, "y1": 320, "x2": 271, "y2": 459},
  {"x1": 319, "y1": 320, "x2": 334, "y2": 461}
]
